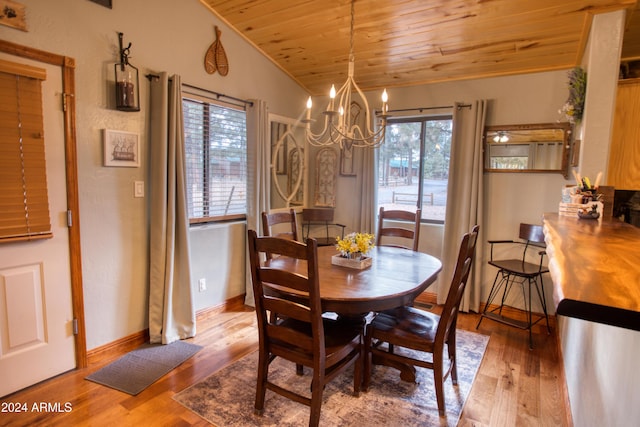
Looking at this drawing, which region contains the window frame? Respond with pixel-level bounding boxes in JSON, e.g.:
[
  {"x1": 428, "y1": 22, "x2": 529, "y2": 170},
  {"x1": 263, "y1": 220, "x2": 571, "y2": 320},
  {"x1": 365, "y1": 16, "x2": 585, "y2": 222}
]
[
  {"x1": 377, "y1": 114, "x2": 453, "y2": 225},
  {"x1": 182, "y1": 93, "x2": 248, "y2": 225}
]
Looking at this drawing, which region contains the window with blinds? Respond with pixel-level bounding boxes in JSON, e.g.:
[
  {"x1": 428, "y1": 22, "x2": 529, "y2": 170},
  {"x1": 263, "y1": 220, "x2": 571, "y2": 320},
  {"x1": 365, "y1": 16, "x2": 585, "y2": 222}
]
[
  {"x1": 0, "y1": 61, "x2": 52, "y2": 243},
  {"x1": 183, "y1": 95, "x2": 247, "y2": 223}
]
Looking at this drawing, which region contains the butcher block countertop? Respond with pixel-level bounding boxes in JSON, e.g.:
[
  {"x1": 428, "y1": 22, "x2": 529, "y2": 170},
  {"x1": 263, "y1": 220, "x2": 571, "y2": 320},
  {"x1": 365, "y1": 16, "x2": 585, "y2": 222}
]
[{"x1": 543, "y1": 213, "x2": 640, "y2": 330}]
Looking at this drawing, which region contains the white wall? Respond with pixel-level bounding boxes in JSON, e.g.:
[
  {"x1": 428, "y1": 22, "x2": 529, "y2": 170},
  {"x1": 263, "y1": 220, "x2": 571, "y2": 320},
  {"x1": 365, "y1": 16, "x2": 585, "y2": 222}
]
[
  {"x1": 0, "y1": 0, "x2": 308, "y2": 350},
  {"x1": 189, "y1": 222, "x2": 246, "y2": 312}
]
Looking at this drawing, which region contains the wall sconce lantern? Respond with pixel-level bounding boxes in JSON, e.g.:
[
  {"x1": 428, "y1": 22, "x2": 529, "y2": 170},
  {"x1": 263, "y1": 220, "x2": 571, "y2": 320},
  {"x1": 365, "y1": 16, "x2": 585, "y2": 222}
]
[{"x1": 114, "y1": 32, "x2": 140, "y2": 112}]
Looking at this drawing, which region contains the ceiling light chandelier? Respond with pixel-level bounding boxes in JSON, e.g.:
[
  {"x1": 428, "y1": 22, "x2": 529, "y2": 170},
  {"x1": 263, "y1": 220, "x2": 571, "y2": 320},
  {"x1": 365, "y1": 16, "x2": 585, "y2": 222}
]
[{"x1": 303, "y1": 0, "x2": 389, "y2": 149}]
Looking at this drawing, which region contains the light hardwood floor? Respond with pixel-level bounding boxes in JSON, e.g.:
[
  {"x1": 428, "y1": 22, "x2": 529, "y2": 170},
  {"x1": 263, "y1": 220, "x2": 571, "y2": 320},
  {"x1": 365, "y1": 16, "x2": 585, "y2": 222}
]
[{"x1": 0, "y1": 306, "x2": 568, "y2": 426}]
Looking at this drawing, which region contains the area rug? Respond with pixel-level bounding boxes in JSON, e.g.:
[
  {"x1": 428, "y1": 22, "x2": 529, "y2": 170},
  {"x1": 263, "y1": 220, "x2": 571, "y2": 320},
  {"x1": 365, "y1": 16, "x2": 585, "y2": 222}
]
[
  {"x1": 173, "y1": 330, "x2": 488, "y2": 426},
  {"x1": 86, "y1": 341, "x2": 202, "y2": 395}
]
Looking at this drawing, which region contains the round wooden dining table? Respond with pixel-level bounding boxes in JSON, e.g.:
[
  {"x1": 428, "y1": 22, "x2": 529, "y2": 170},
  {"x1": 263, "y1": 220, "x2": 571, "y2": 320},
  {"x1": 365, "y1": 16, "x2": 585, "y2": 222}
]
[{"x1": 265, "y1": 245, "x2": 443, "y2": 315}]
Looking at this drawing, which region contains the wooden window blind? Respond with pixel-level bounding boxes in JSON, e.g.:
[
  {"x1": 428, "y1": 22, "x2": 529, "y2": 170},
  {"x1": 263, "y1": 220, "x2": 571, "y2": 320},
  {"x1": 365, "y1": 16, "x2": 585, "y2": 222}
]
[{"x1": 0, "y1": 60, "x2": 52, "y2": 242}]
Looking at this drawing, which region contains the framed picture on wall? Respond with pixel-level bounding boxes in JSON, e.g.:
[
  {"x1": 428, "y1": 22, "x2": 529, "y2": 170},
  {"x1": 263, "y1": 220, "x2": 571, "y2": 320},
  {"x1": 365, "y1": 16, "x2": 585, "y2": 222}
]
[{"x1": 103, "y1": 129, "x2": 140, "y2": 167}]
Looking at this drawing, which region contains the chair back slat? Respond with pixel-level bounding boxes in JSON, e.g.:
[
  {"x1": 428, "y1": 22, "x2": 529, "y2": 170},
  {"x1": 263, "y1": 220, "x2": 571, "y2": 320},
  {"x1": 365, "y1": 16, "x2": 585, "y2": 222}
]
[
  {"x1": 261, "y1": 269, "x2": 311, "y2": 294},
  {"x1": 378, "y1": 227, "x2": 416, "y2": 240},
  {"x1": 266, "y1": 324, "x2": 314, "y2": 352},
  {"x1": 263, "y1": 295, "x2": 312, "y2": 323}
]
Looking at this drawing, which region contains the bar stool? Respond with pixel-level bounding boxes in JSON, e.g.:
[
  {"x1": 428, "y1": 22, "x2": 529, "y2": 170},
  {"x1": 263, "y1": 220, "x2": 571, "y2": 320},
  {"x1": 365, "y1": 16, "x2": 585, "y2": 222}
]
[{"x1": 476, "y1": 223, "x2": 551, "y2": 349}]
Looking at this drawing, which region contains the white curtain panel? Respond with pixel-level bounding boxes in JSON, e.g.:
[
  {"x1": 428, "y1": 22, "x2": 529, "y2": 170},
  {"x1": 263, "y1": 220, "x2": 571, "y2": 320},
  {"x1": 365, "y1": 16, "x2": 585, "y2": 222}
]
[
  {"x1": 245, "y1": 99, "x2": 270, "y2": 307},
  {"x1": 439, "y1": 100, "x2": 487, "y2": 312},
  {"x1": 356, "y1": 148, "x2": 376, "y2": 234},
  {"x1": 148, "y1": 72, "x2": 196, "y2": 344}
]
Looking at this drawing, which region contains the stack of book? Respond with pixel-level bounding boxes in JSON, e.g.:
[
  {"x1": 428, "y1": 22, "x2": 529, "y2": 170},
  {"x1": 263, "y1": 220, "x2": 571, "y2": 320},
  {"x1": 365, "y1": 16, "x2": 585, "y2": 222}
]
[{"x1": 558, "y1": 201, "x2": 603, "y2": 217}]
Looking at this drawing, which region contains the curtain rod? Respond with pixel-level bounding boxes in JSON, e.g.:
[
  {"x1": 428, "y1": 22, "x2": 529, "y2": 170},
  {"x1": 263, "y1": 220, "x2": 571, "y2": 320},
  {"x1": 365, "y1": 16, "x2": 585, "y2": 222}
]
[
  {"x1": 145, "y1": 74, "x2": 254, "y2": 108},
  {"x1": 383, "y1": 104, "x2": 472, "y2": 114}
]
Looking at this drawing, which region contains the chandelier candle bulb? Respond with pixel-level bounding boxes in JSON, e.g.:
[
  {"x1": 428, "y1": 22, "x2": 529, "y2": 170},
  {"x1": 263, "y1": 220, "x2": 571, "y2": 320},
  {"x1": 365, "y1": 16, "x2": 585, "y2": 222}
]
[
  {"x1": 382, "y1": 89, "x2": 388, "y2": 113},
  {"x1": 306, "y1": 97, "x2": 312, "y2": 121},
  {"x1": 329, "y1": 85, "x2": 336, "y2": 111}
]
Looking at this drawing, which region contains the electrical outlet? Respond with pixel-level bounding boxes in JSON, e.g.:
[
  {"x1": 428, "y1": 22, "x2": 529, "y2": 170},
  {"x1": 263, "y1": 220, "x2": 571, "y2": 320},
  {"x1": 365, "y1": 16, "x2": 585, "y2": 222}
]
[{"x1": 198, "y1": 278, "x2": 207, "y2": 292}]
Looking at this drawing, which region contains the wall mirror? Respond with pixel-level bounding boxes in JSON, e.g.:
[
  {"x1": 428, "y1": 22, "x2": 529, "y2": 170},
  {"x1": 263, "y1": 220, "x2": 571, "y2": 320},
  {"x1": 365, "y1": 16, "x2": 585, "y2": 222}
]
[
  {"x1": 269, "y1": 114, "x2": 308, "y2": 209},
  {"x1": 484, "y1": 122, "x2": 572, "y2": 178}
]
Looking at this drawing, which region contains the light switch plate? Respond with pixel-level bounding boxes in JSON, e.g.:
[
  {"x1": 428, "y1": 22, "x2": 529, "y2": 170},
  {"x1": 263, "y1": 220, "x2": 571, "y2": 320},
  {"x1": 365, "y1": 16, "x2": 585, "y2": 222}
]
[{"x1": 134, "y1": 181, "x2": 144, "y2": 198}]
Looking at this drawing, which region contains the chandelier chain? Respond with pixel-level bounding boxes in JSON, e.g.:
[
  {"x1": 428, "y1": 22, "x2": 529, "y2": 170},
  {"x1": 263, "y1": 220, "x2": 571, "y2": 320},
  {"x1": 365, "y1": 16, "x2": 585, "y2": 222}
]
[{"x1": 349, "y1": 0, "x2": 354, "y2": 59}]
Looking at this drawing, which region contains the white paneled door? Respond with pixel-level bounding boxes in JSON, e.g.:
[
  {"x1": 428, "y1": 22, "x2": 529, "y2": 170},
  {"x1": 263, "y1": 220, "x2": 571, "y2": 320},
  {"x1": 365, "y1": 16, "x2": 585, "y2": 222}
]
[{"x1": 0, "y1": 54, "x2": 76, "y2": 397}]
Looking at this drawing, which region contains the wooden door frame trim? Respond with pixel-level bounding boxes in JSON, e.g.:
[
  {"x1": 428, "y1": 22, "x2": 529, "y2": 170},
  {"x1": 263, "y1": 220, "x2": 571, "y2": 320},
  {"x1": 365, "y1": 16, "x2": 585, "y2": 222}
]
[{"x1": 0, "y1": 40, "x2": 87, "y2": 368}]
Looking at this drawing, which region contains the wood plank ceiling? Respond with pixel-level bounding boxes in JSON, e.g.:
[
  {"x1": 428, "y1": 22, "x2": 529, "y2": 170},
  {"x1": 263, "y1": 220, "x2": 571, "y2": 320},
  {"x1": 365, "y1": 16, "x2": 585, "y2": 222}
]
[{"x1": 201, "y1": 0, "x2": 639, "y2": 95}]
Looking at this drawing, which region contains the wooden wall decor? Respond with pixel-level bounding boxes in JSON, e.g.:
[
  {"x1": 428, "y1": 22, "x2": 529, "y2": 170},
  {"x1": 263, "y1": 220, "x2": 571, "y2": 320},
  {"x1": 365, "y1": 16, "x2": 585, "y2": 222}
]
[
  {"x1": 204, "y1": 26, "x2": 228, "y2": 76},
  {"x1": 0, "y1": 0, "x2": 27, "y2": 31},
  {"x1": 314, "y1": 147, "x2": 338, "y2": 207}
]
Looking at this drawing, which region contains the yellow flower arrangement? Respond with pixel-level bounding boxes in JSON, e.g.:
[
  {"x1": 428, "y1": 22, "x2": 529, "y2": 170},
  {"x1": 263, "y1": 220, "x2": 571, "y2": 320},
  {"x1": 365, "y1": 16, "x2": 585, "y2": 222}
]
[{"x1": 335, "y1": 232, "x2": 375, "y2": 258}]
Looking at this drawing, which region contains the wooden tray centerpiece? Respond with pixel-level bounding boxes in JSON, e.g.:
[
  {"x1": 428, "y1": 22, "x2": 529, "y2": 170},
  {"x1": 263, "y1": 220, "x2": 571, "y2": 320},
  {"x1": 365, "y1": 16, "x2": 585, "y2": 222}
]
[
  {"x1": 332, "y1": 232, "x2": 375, "y2": 270},
  {"x1": 331, "y1": 254, "x2": 372, "y2": 269}
]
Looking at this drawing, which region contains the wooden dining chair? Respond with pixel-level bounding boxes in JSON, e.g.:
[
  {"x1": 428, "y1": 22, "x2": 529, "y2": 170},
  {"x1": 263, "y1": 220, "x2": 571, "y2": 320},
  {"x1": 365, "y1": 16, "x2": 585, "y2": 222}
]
[
  {"x1": 261, "y1": 209, "x2": 299, "y2": 259},
  {"x1": 364, "y1": 225, "x2": 479, "y2": 417},
  {"x1": 247, "y1": 229, "x2": 363, "y2": 427},
  {"x1": 376, "y1": 207, "x2": 422, "y2": 251},
  {"x1": 262, "y1": 208, "x2": 299, "y2": 240}
]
